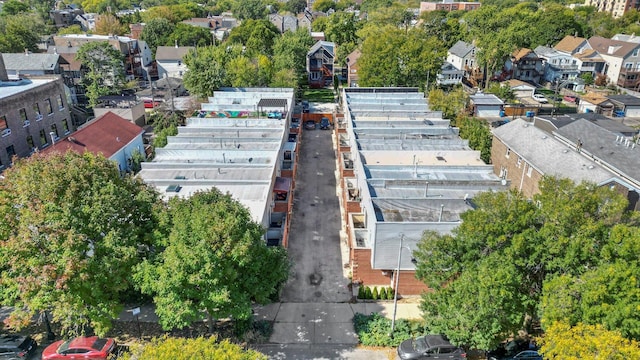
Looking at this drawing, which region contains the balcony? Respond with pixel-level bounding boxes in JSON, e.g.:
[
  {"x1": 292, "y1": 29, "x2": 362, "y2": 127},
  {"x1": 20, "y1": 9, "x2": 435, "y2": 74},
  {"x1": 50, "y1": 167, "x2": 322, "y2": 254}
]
[
  {"x1": 617, "y1": 68, "x2": 640, "y2": 88},
  {"x1": 548, "y1": 63, "x2": 579, "y2": 71}
]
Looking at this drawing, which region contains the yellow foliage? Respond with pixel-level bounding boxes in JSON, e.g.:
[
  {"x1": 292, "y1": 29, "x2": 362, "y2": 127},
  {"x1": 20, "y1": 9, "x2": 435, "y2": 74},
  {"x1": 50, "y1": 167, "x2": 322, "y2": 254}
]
[
  {"x1": 538, "y1": 321, "x2": 640, "y2": 359},
  {"x1": 119, "y1": 336, "x2": 267, "y2": 360}
]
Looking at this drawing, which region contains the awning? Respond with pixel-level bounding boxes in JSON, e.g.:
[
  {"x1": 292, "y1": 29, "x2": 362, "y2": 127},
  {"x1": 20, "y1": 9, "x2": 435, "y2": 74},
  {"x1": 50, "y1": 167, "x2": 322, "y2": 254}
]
[{"x1": 273, "y1": 177, "x2": 292, "y2": 194}]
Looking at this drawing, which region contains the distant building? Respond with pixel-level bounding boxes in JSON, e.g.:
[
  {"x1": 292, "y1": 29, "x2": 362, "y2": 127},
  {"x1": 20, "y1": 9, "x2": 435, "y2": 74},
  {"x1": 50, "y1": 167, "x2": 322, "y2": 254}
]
[
  {"x1": 49, "y1": 6, "x2": 84, "y2": 29},
  {"x1": 0, "y1": 54, "x2": 73, "y2": 169},
  {"x1": 588, "y1": 36, "x2": 640, "y2": 89},
  {"x1": 155, "y1": 46, "x2": 194, "y2": 80},
  {"x1": 307, "y1": 41, "x2": 335, "y2": 88},
  {"x1": 268, "y1": 13, "x2": 300, "y2": 33},
  {"x1": 584, "y1": 0, "x2": 640, "y2": 19},
  {"x1": 1, "y1": 52, "x2": 61, "y2": 77},
  {"x1": 420, "y1": 0, "x2": 481, "y2": 13},
  {"x1": 346, "y1": 49, "x2": 361, "y2": 88}
]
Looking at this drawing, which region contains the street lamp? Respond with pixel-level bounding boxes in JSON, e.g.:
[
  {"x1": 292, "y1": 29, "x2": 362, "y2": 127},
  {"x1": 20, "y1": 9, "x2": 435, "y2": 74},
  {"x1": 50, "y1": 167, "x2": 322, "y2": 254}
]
[{"x1": 390, "y1": 234, "x2": 416, "y2": 338}]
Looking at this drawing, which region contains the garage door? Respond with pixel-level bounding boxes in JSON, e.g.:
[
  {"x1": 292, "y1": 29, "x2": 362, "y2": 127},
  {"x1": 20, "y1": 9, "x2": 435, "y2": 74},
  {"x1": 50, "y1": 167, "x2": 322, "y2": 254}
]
[
  {"x1": 625, "y1": 106, "x2": 640, "y2": 117},
  {"x1": 476, "y1": 106, "x2": 499, "y2": 117}
]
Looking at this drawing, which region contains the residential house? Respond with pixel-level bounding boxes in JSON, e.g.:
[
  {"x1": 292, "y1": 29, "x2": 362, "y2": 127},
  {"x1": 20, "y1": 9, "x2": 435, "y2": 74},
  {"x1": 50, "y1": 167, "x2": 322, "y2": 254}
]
[
  {"x1": 155, "y1": 46, "x2": 194, "y2": 79},
  {"x1": 311, "y1": 32, "x2": 326, "y2": 41},
  {"x1": 339, "y1": 87, "x2": 508, "y2": 295},
  {"x1": 346, "y1": 48, "x2": 361, "y2": 88},
  {"x1": 584, "y1": 0, "x2": 640, "y2": 19},
  {"x1": 534, "y1": 45, "x2": 580, "y2": 83},
  {"x1": 49, "y1": 6, "x2": 84, "y2": 29},
  {"x1": 43, "y1": 111, "x2": 145, "y2": 173},
  {"x1": 548, "y1": 35, "x2": 605, "y2": 85},
  {"x1": 93, "y1": 96, "x2": 146, "y2": 126},
  {"x1": 297, "y1": 9, "x2": 313, "y2": 29},
  {"x1": 503, "y1": 79, "x2": 536, "y2": 99},
  {"x1": 503, "y1": 48, "x2": 543, "y2": 84},
  {"x1": 129, "y1": 23, "x2": 144, "y2": 40},
  {"x1": 0, "y1": 56, "x2": 73, "y2": 168},
  {"x1": 491, "y1": 118, "x2": 640, "y2": 209},
  {"x1": 181, "y1": 16, "x2": 239, "y2": 42},
  {"x1": 75, "y1": 13, "x2": 96, "y2": 32},
  {"x1": 268, "y1": 13, "x2": 300, "y2": 33},
  {"x1": 469, "y1": 93, "x2": 504, "y2": 117},
  {"x1": 139, "y1": 88, "x2": 298, "y2": 247},
  {"x1": 447, "y1": 40, "x2": 482, "y2": 87},
  {"x1": 578, "y1": 92, "x2": 615, "y2": 115},
  {"x1": 607, "y1": 94, "x2": 640, "y2": 117},
  {"x1": 588, "y1": 36, "x2": 640, "y2": 89},
  {"x1": 52, "y1": 34, "x2": 145, "y2": 81},
  {"x1": 533, "y1": 113, "x2": 638, "y2": 138},
  {"x1": 436, "y1": 62, "x2": 464, "y2": 86},
  {"x1": 419, "y1": 0, "x2": 481, "y2": 12},
  {"x1": 1, "y1": 52, "x2": 61, "y2": 77},
  {"x1": 307, "y1": 41, "x2": 335, "y2": 88}
]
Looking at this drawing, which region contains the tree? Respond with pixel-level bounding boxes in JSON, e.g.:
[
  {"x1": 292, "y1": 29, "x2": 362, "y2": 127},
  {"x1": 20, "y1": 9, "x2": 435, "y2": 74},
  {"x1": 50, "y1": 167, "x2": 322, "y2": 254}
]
[
  {"x1": 580, "y1": 72, "x2": 595, "y2": 86},
  {"x1": 120, "y1": 336, "x2": 267, "y2": 360},
  {"x1": 0, "y1": 13, "x2": 43, "y2": 53},
  {"x1": 233, "y1": 0, "x2": 266, "y2": 20},
  {"x1": 538, "y1": 322, "x2": 640, "y2": 359},
  {"x1": 81, "y1": 0, "x2": 132, "y2": 14},
  {"x1": 140, "y1": 4, "x2": 200, "y2": 24},
  {"x1": 414, "y1": 177, "x2": 634, "y2": 350},
  {"x1": 485, "y1": 81, "x2": 515, "y2": 102},
  {"x1": 323, "y1": 12, "x2": 360, "y2": 46},
  {"x1": 140, "y1": 18, "x2": 175, "y2": 55},
  {"x1": 0, "y1": 0, "x2": 30, "y2": 16},
  {"x1": 285, "y1": 0, "x2": 307, "y2": 14},
  {"x1": 167, "y1": 23, "x2": 213, "y2": 48},
  {"x1": 428, "y1": 87, "x2": 469, "y2": 120},
  {"x1": 270, "y1": 68, "x2": 298, "y2": 88},
  {"x1": 94, "y1": 13, "x2": 126, "y2": 36},
  {"x1": 183, "y1": 46, "x2": 229, "y2": 97},
  {"x1": 58, "y1": 24, "x2": 84, "y2": 35},
  {"x1": 134, "y1": 189, "x2": 289, "y2": 332},
  {"x1": 456, "y1": 116, "x2": 493, "y2": 163},
  {"x1": 0, "y1": 152, "x2": 160, "y2": 336},
  {"x1": 360, "y1": 0, "x2": 393, "y2": 13},
  {"x1": 272, "y1": 28, "x2": 314, "y2": 78},
  {"x1": 312, "y1": 0, "x2": 336, "y2": 12},
  {"x1": 76, "y1": 41, "x2": 126, "y2": 108}
]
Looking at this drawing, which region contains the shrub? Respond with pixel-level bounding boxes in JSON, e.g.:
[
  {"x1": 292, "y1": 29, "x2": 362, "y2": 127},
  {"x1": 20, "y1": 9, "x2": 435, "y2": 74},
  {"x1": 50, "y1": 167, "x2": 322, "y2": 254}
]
[
  {"x1": 357, "y1": 285, "x2": 365, "y2": 299},
  {"x1": 353, "y1": 312, "x2": 429, "y2": 347},
  {"x1": 386, "y1": 287, "x2": 394, "y2": 300},
  {"x1": 379, "y1": 287, "x2": 387, "y2": 300},
  {"x1": 364, "y1": 286, "x2": 372, "y2": 299},
  {"x1": 372, "y1": 287, "x2": 379, "y2": 300}
]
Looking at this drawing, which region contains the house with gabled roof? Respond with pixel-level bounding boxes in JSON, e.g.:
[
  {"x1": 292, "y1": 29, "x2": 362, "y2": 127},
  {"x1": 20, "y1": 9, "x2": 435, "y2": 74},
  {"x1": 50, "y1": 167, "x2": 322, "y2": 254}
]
[
  {"x1": 588, "y1": 36, "x2": 640, "y2": 89},
  {"x1": 555, "y1": 35, "x2": 592, "y2": 55},
  {"x1": 578, "y1": 92, "x2": 615, "y2": 116},
  {"x1": 155, "y1": 45, "x2": 194, "y2": 79},
  {"x1": 1, "y1": 52, "x2": 61, "y2": 77},
  {"x1": 447, "y1": 40, "x2": 477, "y2": 72},
  {"x1": 307, "y1": 41, "x2": 335, "y2": 88},
  {"x1": 346, "y1": 48, "x2": 361, "y2": 87},
  {"x1": 43, "y1": 111, "x2": 145, "y2": 173},
  {"x1": 607, "y1": 94, "x2": 640, "y2": 117},
  {"x1": 535, "y1": 45, "x2": 580, "y2": 83},
  {"x1": 505, "y1": 48, "x2": 543, "y2": 84}
]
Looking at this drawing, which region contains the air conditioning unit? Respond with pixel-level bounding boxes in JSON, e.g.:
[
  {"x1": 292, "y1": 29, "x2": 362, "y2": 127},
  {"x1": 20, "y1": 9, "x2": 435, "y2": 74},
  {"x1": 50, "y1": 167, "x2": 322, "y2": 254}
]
[
  {"x1": 23, "y1": 120, "x2": 30, "y2": 127},
  {"x1": 2, "y1": 128, "x2": 11, "y2": 137},
  {"x1": 35, "y1": 114, "x2": 43, "y2": 121}
]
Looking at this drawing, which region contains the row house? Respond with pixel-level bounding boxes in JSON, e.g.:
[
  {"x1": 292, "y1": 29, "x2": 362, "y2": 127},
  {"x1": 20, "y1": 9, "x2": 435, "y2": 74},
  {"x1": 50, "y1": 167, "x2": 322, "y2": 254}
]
[
  {"x1": 446, "y1": 40, "x2": 483, "y2": 87},
  {"x1": 504, "y1": 48, "x2": 543, "y2": 84},
  {"x1": 588, "y1": 36, "x2": 640, "y2": 89},
  {"x1": 419, "y1": 1, "x2": 481, "y2": 13},
  {"x1": 182, "y1": 16, "x2": 239, "y2": 42},
  {"x1": 307, "y1": 41, "x2": 335, "y2": 88}
]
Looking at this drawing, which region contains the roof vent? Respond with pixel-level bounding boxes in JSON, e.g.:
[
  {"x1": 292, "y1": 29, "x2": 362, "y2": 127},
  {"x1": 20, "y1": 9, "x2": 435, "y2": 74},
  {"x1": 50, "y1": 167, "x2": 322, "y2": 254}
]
[
  {"x1": 174, "y1": 175, "x2": 186, "y2": 180},
  {"x1": 166, "y1": 184, "x2": 182, "y2": 192},
  {"x1": 436, "y1": 156, "x2": 446, "y2": 161},
  {"x1": 588, "y1": 165, "x2": 595, "y2": 169}
]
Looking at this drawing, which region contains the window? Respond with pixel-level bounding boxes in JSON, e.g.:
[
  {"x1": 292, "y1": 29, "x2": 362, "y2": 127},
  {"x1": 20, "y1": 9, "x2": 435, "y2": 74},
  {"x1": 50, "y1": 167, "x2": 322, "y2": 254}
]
[
  {"x1": 527, "y1": 165, "x2": 533, "y2": 177},
  {"x1": 33, "y1": 103, "x2": 42, "y2": 120},
  {"x1": 625, "y1": 62, "x2": 633, "y2": 70},
  {"x1": 26, "y1": 135, "x2": 34, "y2": 150},
  {"x1": 19, "y1": 108, "x2": 27, "y2": 122},
  {"x1": 45, "y1": 98, "x2": 53, "y2": 115},
  {"x1": 57, "y1": 94, "x2": 64, "y2": 110},
  {"x1": 516, "y1": 157, "x2": 522, "y2": 168},
  {"x1": 50, "y1": 124, "x2": 59, "y2": 139},
  {"x1": 62, "y1": 119, "x2": 70, "y2": 134},
  {"x1": 0, "y1": 116, "x2": 7, "y2": 131},
  {"x1": 634, "y1": 49, "x2": 639, "y2": 57},
  {"x1": 39, "y1": 129, "x2": 48, "y2": 146},
  {"x1": 505, "y1": 148, "x2": 511, "y2": 158},
  {"x1": 6, "y1": 145, "x2": 15, "y2": 161}
]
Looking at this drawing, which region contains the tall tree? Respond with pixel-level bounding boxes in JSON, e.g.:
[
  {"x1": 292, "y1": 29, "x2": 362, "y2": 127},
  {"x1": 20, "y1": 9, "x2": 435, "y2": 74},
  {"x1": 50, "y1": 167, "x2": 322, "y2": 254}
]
[
  {"x1": 539, "y1": 322, "x2": 640, "y2": 359},
  {"x1": 134, "y1": 189, "x2": 289, "y2": 332},
  {"x1": 94, "y1": 13, "x2": 126, "y2": 36},
  {"x1": 0, "y1": 152, "x2": 160, "y2": 336},
  {"x1": 140, "y1": 18, "x2": 175, "y2": 55},
  {"x1": 76, "y1": 41, "x2": 126, "y2": 107},
  {"x1": 232, "y1": 0, "x2": 266, "y2": 20},
  {"x1": 167, "y1": 23, "x2": 214, "y2": 47},
  {"x1": 285, "y1": 0, "x2": 307, "y2": 14},
  {"x1": 414, "y1": 177, "x2": 634, "y2": 350},
  {"x1": 0, "y1": 0, "x2": 29, "y2": 16},
  {"x1": 0, "y1": 13, "x2": 43, "y2": 53},
  {"x1": 183, "y1": 46, "x2": 230, "y2": 97},
  {"x1": 140, "y1": 4, "x2": 200, "y2": 24}
]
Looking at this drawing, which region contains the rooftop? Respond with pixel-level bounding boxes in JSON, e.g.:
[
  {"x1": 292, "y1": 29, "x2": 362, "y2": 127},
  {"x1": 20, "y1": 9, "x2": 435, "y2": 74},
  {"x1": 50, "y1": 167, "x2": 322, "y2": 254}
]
[{"x1": 0, "y1": 77, "x2": 60, "y2": 101}]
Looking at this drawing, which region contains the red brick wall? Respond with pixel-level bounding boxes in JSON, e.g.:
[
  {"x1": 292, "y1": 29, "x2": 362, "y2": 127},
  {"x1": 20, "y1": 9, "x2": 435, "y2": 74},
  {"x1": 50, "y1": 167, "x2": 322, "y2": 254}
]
[
  {"x1": 352, "y1": 248, "x2": 430, "y2": 295},
  {"x1": 491, "y1": 136, "x2": 543, "y2": 198},
  {"x1": 346, "y1": 201, "x2": 361, "y2": 214}
]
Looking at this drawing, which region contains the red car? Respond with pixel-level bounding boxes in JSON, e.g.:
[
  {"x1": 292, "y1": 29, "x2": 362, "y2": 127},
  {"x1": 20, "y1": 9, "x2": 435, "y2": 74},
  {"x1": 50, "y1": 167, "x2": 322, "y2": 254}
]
[
  {"x1": 143, "y1": 99, "x2": 161, "y2": 108},
  {"x1": 42, "y1": 336, "x2": 116, "y2": 360}
]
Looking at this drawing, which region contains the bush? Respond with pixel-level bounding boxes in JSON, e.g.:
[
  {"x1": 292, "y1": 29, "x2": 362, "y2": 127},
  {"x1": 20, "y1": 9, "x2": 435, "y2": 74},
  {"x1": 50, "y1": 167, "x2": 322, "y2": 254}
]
[
  {"x1": 379, "y1": 287, "x2": 387, "y2": 300},
  {"x1": 386, "y1": 287, "x2": 394, "y2": 300},
  {"x1": 353, "y1": 313, "x2": 429, "y2": 347},
  {"x1": 357, "y1": 285, "x2": 365, "y2": 299},
  {"x1": 372, "y1": 287, "x2": 379, "y2": 300},
  {"x1": 364, "y1": 286, "x2": 372, "y2": 299}
]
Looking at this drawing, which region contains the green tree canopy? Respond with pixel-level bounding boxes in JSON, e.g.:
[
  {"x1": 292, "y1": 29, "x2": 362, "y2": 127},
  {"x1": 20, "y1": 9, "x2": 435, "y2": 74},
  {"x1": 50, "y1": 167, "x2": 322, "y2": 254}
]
[
  {"x1": 538, "y1": 322, "x2": 640, "y2": 359},
  {"x1": 121, "y1": 336, "x2": 267, "y2": 360},
  {"x1": 134, "y1": 189, "x2": 289, "y2": 331},
  {"x1": 285, "y1": 0, "x2": 307, "y2": 14},
  {"x1": 0, "y1": 152, "x2": 160, "y2": 336},
  {"x1": 0, "y1": 13, "x2": 43, "y2": 53},
  {"x1": 414, "y1": 177, "x2": 637, "y2": 349},
  {"x1": 167, "y1": 23, "x2": 214, "y2": 48},
  {"x1": 0, "y1": 0, "x2": 30, "y2": 16},
  {"x1": 141, "y1": 17, "x2": 175, "y2": 55},
  {"x1": 76, "y1": 41, "x2": 126, "y2": 107},
  {"x1": 183, "y1": 46, "x2": 230, "y2": 97},
  {"x1": 140, "y1": 4, "x2": 200, "y2": 23},
  {"x1": 232, "y1": 0, "x2": 267, "y2": 20}
]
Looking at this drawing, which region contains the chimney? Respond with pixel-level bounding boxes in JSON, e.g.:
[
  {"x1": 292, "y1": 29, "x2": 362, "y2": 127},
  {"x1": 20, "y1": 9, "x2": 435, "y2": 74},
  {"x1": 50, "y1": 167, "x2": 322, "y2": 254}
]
[
  {"x1": 175, "y1": 40, "x2": 178, "y2": 48},
  {"x1": 0, "y1": 54, "x2": 8, "y2": 81}
]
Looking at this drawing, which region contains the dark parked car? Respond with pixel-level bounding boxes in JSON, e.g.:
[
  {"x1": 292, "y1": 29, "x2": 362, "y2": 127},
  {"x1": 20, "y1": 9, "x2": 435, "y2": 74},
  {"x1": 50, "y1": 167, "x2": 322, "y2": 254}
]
[
  {"x1": 488, "y1": 339, "x2": 541, "y2": 360},
  {"x1": 302, "y1": 100, "x2": 310, "y2": 113},
  {"x1": 397, "y1": 335, "x2": 466, "y2": 359},
  {"x1": 304, "y1": 120, "x2": 316, "y2": 130},
  {"x1": 0, "y1": 334, "x2": 37, "y2": 359},
  {"x1": 320, "y1": 117, "x2": 331, "y2": 130},
  {"x1": 491, "y1": 119, "x2": 509, "y2": 128}
]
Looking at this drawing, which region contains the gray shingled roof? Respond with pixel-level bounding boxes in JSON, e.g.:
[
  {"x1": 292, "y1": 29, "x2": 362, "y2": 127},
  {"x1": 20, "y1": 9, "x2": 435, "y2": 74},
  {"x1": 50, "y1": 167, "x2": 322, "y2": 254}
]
[
  {"x1": 2, "y1": 53, "x2": 60, "y2": 71},
  {"x1": 607, "y1": 94, "x2": 640, "y2": 106},
  {"x1": 470, "y1": 93, "x2": 504, "y2": 105},
  {"x1": 493, "y1": 119, "x2": 614, "y2": 185},
  {"x1": 449, "y1": 40, "x2": 475, "y2": 58},
  {"x1": 155, "y1": 46, "x2": 195, "y2": 61},
  {"x1": 554, "y1": 119, "x2": 640, "y2": 186}
]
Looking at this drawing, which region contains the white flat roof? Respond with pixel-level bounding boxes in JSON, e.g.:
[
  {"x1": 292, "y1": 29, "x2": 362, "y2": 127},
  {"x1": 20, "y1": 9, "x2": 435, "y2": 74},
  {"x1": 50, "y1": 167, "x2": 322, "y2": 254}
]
[
  {"x1": 0, "y1": 78, "x2": 58, "y2": 100},
  {"x1": 360, "y1": 150, "x2": 485, "y2": 166}
]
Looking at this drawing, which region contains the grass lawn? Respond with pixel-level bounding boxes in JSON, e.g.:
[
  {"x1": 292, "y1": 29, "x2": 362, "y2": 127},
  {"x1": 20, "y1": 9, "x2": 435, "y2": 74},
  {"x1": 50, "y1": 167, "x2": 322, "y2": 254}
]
[{"x1": 303, "y1": 88, "x2": 335, "y2": 103}]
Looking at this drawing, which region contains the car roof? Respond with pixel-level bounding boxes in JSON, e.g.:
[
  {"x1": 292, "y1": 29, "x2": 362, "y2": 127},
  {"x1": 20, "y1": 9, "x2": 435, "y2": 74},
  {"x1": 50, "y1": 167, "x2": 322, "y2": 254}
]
[{"x1": 66, "y1": 336, "x2": 106, "y2": 350}]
